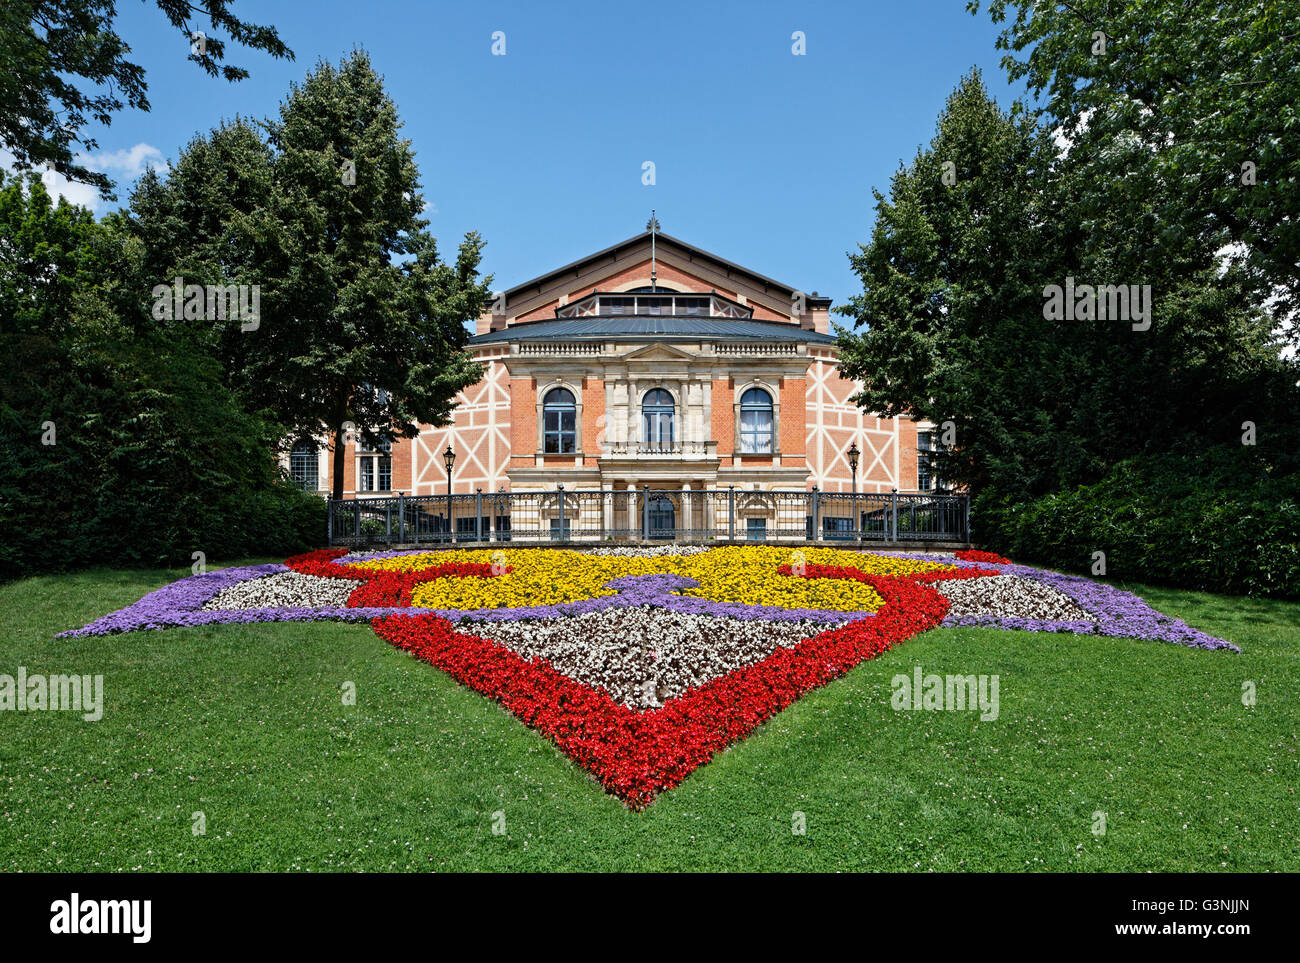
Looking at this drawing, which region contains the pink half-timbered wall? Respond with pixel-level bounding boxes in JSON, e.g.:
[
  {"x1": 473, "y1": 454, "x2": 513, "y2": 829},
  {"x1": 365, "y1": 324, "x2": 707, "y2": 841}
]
[
  {"x1": 806, "y1": 352, "x2": 919, "y2": 493},
  {"x1": 404, "y1": 349, "x2": 919, "y2": 495},
  {"x1": 412, "y1": 349, "x2": 512, "y2": 495}
]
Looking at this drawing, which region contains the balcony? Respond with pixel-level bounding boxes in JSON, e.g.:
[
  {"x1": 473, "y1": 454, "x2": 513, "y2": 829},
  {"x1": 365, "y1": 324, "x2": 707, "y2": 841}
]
[{"x1": 601, "y1": 440, "x2": 718, "y2": 460}]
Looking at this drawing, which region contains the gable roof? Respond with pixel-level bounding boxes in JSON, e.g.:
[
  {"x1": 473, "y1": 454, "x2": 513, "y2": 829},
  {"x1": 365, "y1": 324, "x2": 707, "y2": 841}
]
[{"x1": 496, "y1": 230, "x2": 832, "y2": 308}]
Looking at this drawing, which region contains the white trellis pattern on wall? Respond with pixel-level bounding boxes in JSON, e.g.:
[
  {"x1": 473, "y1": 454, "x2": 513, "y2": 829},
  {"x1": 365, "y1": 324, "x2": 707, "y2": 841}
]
[
  {"x1": 805, "y1": 354, "x2": 904, "y2": 493},
  {"x1": 414, "y1": 352, "x2": 512, "y2": 494}
]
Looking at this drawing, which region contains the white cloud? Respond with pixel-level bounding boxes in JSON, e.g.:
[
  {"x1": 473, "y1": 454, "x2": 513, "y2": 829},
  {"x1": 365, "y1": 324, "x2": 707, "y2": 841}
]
[
  {"x1": 0, "y1": 142, "x2": 168, "y2": 213},
  {"x1": 77, "y1": 142, "x2": 169, "y2": 179}
]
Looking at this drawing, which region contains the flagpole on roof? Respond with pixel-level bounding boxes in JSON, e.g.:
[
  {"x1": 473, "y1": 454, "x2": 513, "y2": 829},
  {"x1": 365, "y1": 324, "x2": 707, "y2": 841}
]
[{"x1": 646, "y1": 210, "x2": 660, "y2": 291}]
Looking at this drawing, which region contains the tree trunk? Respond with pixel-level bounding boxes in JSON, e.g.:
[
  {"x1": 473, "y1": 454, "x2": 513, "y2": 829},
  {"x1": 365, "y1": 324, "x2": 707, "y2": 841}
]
[
  {"x1": 331, "y1": 391, "x2": 349, "y2": 501},
  {"x1": 332, "y1": 426, "x2": 346, "y2": 501}
]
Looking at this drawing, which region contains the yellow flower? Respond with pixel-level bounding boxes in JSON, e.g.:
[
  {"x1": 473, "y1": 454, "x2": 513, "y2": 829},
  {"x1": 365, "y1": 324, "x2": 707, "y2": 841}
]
[{"x1": 346, "y1": 547, "x2": 951, "y2": 614}]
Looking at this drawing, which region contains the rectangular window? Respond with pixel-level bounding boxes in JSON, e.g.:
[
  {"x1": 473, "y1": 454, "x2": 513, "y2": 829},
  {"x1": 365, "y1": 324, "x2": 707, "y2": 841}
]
[
  {"x1": 549, "y1": 517, "x2": 571, "y2": 541},
  {"x1": 738, "y1": 410, "x2": 773, "y2": 453},
  {"x1": 822, "y1": 516, "x2": 854, "y2": 540},
  {"x1": 643, "y1": 411, "x2": 674, "y2": 447},
  {"x1": 917, "y1": 431, "x2": 934, "y2": 492},
  {"x1": 494, "y1": 515, "x2": 511, "y2": 541},
  {"x1": 456, "y1": 516, "x2": 480, "y2": 540},
  {"x1": 358, "y1": 452, "x2": 391, "y2": 492},
  {"x1": 290, "y1": 444, "x2": 318, "y2": 490},
  {"x1": 543, "y1": 409, "x2": 576, "y2": 453},
  {"x1": 746, "y1": 517, "x2": 767, "y2": 541},
  {"x1": 358, "y1": 438, "x2": 392, "y2": 492}
]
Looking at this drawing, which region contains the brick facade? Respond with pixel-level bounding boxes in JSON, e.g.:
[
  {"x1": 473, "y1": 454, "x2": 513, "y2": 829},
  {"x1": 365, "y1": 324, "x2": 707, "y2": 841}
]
[{"x1": 314, "y1": 232, "x2": 928, "y2": 499}]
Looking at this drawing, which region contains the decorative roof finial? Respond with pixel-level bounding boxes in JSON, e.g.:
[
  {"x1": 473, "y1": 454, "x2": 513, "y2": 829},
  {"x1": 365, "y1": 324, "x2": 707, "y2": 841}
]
[{"x1": 647, "y1": 210, "x2": 660, "y2": 291}]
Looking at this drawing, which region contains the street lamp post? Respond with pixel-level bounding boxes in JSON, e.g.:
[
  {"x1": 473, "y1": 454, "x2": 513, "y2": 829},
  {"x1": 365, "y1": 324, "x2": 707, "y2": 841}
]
[
  {"x1": 443, "y1": 444, "x2": 456, "y2": 541},
  {"x1": 847, "y1": 442, "x2": 860, "y2": 541}
]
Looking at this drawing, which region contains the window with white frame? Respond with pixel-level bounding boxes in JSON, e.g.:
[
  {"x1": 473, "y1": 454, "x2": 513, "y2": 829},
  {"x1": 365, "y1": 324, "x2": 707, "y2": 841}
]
[
  {"x1": 738, "y1": 387, "x2": 774, "y2": 453},
  {"x1": 917, "y1": 431, "x2": 935, "y2": 492},
  {"x1": 555, "y1": 289, "x2": 750, "y2": 319},
  {"x1": 290, "y1": 439, "x2": 318, "y2": 490},
  {"x1": 542, "y1": 387, "x2": 577, "y2": 453},
  {"x1": 358, "y1": 438, "x2": 392, "y2": 492},
  {"x1": 641, "y1": 388, "x2": 675, "y2": 448}
]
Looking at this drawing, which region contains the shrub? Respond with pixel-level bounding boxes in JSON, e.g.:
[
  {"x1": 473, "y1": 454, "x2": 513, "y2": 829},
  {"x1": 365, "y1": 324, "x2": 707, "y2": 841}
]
[
  {"x1": 0, "y1": 334, "x2": 325, "y2": 581},
  {"x1": 977, "y1": 447, "x2": 1300, "y2": 597}
]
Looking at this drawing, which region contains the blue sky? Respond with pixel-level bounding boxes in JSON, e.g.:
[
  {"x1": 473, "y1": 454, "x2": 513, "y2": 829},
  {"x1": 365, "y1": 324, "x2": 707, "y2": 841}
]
[{"x1": 39, "y1": 0, "x2": 1026, "y2": 308}]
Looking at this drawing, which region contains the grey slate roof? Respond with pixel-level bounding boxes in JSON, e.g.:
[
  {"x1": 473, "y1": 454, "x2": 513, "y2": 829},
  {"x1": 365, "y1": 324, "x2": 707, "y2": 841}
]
[{"x1": 469, "y1": 316, "x2": 836, "y2": 346}]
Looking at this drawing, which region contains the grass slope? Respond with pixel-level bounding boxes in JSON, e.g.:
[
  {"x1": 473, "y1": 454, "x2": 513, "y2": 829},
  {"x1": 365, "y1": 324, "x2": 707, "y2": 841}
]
[{"x1": 0, "y1": 561, "x2": 1295, "y2": 871}]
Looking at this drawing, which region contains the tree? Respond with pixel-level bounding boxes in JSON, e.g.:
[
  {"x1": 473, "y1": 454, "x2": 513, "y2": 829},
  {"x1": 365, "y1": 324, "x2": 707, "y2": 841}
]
[
  {"x1": 836, "y1": 70, "x2": 1295, "y2": 498},
  {"x1": 836, "y1": 72, "x2": 1064, "y2": 494},
  {"x1": 969, "y1": 0, "x2": 1300, "y2": 336},
  {"x1": 0, "y1": 0, "x2": 291, "y2": 198},
  {"x1": 131, "y1": 51, "x2": 492, "y2": 499},
  {"x1": 0, "y1": 170, "x2": 323, "y2": 580}
]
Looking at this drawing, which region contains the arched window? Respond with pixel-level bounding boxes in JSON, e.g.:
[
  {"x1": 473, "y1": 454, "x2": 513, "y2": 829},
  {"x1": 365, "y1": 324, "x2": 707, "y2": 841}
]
[
  {"x1": 647, "y1": 494, "x2": 676, "y2": 538},
  {"x1": 739, "y1": 388, "x2": 774, "y2": 453},
  {"x1": 543, "y1": 387, "x2": 577, "y2": 453},
  {"x1": 290, "y1": 439, "x2": 318, "y2": 490},
  {"x1": 642, "y1": 388, "x2": 675, "y2": 449}
]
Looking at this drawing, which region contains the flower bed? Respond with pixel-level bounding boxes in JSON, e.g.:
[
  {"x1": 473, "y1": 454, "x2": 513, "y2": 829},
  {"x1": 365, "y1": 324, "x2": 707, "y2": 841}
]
[
  {"x1": 463, "y1": 605, "x2": 835, "y2": 710},
  {"x1": 60, "y1": 544, "x2": 1238, "y2": 806},
  {"x1": 350, "y1": 546, "x2": 943, "y2": 613},
  {"x1": 371, "y1": 570, "x2": 948, "y2": 807}
]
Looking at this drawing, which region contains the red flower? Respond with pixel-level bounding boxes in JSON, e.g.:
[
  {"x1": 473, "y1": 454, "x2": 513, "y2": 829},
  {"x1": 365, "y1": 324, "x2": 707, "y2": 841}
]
[
  {"x1": 955, "y1": 549, "x2": 1012, "y2": 565},
  {"x1": 368, "y1": 570, "x2": 950, "y2": 809},
  {"x1": 776, "y1": 561, "x2": 1001, "y2": 584},
  {"x1": 283, "y1": 548, "x2": 508, "y2": 607}
]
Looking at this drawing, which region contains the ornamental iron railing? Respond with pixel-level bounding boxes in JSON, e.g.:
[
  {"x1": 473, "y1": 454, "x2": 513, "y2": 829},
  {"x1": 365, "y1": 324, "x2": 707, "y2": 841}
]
[{"x1": 326, "y1": 488, "x2": 970, "y2": 548}]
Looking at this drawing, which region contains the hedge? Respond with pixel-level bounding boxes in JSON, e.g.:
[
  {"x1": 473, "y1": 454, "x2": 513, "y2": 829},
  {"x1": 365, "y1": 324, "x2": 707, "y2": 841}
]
[{"x1": 976, "y1": 447, "x2": 1300, "y2": 598}]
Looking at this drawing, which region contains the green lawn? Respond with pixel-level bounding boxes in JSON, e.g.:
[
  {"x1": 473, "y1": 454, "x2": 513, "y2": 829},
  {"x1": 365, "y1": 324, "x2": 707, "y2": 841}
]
[{"x1": 0, "y1": 560, "x2": 1295, "y2": 871}]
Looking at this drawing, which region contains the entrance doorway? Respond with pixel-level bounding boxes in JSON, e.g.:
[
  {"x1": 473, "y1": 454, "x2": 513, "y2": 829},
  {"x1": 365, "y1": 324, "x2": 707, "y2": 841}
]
[{"x1": 647, "y1": 494, "x2": 676, "y2": 538}]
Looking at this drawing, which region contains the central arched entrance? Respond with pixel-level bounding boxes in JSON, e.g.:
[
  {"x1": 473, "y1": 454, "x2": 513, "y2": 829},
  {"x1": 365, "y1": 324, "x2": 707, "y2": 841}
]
[{"x1": 647, "y1": 494, "x2": 676, "y2": 539}]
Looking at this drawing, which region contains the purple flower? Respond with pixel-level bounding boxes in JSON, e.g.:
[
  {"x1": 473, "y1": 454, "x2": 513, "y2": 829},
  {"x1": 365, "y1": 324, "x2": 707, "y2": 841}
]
[
  {"x1": 57, "y1": 550, "x2": 1239, "y2": 653},
  {"x1": 893, "y1": 553, "x2": 1239, "y2": 652}
]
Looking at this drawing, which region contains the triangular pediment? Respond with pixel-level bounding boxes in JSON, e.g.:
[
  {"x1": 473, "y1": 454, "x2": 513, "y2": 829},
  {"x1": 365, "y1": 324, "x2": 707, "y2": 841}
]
[
  {"x1": 490, "y1": 231, "x2": 828, "y2": 324},
  {"x1": 505, "y1": 232, "x2": 798, "y2": 299},
  {"x1": 619, "y1": 342, "x2": 699, "y2": 363}
]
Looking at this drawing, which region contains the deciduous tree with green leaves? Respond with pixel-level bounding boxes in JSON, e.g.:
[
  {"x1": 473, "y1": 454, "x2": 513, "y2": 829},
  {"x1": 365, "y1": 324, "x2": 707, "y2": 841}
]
[
  {"x1": 836, "y1": 70, "x2": 1296, "y2": 499},
  {"x1": 836, "y1": 71, "x2": 1065, "y2": 494},
  {"x1": 0, "y1": 170, "x2": 323, "y2": 580},
  {"x1": 969, "y1": 0, "x2": 1300, "y2": 337},
  {"x1": 131, "y1": 51, "x2": 492, "y2": 499},
  {"x1": 0, "y1": 0, "x2": 292, "y2": 198}
]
